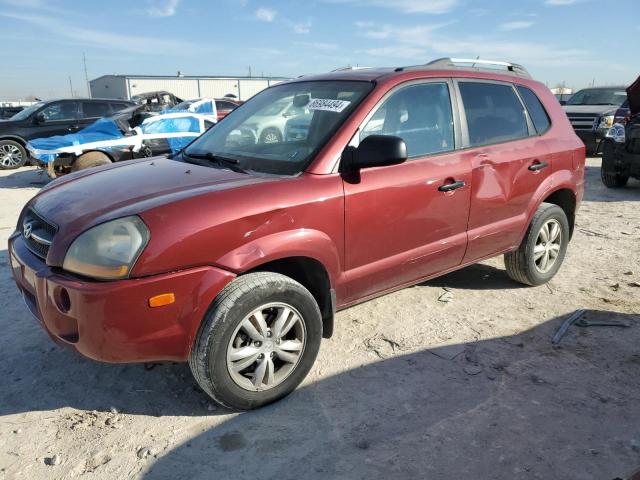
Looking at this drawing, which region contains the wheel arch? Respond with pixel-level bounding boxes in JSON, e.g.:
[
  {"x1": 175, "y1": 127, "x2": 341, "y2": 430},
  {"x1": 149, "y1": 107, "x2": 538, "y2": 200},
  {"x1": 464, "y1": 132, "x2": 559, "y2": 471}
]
[
  {"x1": 74, "y1": 149, "x2": 115, "y2": 163},
  {"x1": 542, "y1": 188, "x2": 577, "y2": 238},
  {"x1": 0, "y1": 135, "x2": 28, "y2": 148},
  {"x1": 245, "y1": 256, "x2": 335, "y2": 339}
]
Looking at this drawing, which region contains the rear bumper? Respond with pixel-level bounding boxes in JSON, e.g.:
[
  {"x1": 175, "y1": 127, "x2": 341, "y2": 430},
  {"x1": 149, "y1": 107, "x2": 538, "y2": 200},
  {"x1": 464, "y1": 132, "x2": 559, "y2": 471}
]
[{"x1": 8, "y1": 234, "x2": 235, "y2": 363}]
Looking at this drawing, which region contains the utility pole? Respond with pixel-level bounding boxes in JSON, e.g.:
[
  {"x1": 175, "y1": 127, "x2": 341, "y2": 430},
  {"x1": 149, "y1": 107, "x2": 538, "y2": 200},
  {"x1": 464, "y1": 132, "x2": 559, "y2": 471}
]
[
  {"x1": 248, "y1": 65, "x2": 252, "y2": 77},
  {"x1": 83, "y1": 53, "x2": 90, "y2": 98},
  {"x1": 68, "y1": 76, "x2": 74, "y2": 97}
]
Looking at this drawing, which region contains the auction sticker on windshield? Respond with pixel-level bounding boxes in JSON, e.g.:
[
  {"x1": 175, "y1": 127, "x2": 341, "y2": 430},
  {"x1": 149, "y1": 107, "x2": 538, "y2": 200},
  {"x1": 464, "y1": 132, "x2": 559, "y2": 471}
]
[{"x1": 307, "y1": 98, "x2": 351, "y2": 113}]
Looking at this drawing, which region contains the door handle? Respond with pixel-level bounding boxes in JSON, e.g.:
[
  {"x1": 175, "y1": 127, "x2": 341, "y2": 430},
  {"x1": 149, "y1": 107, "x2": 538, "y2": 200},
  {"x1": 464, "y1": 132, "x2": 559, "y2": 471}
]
[
  {"x1": 438, "y1": 180, "x2": 465, "y2": 192},
  {"x1": 68, "y1": 125, "x2": 80, "y2": 131},
  {"x1": 528, "y1": 161, "x2": 548, "y2": 171}
]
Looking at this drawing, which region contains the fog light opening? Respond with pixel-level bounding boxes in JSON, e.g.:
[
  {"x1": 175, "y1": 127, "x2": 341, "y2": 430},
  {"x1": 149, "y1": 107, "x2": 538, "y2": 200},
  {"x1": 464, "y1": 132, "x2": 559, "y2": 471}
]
[{"x1": 56, "y1": 287, "x2": 71, "y2": 313}]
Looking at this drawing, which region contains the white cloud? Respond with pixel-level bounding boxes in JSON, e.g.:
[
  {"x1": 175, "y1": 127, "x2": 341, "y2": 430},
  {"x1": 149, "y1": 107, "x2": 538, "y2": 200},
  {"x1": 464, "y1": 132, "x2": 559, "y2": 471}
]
[
  {"x1": 358, "y1": 21, "x2": 596, "y2": 68},
  {"x1": 255, "y1": 7, "x2": 277, "y2": 22},
  {"x1": 326, "y1": 0, "x2": 458, "y2": 14},
  {"x1": 0, "y1": 12, "x2": 201, "y2": 55},
  {"x1": 146, "y1": 0, "x2": 180, "y2": 17},
  {"x1": 498, "y1": 21, "x2": 534, "y2": 31},
  {"x1": 289, "y1": 20, "x2": 311, "y2": 34}
]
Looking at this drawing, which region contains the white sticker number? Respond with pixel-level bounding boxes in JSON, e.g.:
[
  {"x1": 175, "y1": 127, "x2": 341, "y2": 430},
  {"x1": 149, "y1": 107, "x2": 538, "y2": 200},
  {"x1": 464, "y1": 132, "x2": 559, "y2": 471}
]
[{"x1": 307, "y1": 98, "x2": 351, "y2": 113}]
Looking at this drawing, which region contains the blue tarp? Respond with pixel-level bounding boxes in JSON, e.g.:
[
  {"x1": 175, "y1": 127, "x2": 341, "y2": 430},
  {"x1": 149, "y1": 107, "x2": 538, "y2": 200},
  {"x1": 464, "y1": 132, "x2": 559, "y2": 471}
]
[
  {"x1": 141, "y1": 116, "x2": 200, "y2": 134},
  {"x1": 28, "y1": 118, "x2": 124, "y2": 152}
]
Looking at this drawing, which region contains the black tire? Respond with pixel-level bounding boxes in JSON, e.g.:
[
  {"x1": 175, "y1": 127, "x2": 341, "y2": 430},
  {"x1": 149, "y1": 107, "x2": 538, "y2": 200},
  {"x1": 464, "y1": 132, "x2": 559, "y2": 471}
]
[
  {"x1": 259, "y1": 128, "x2": 282, "y2": 144},
  {"x1": 504, "y1": 203, "x2": 570, "y2": 286},
  {"x1": 71, "y1": 151, "x2": 112, "y2": 172},
  {"x1": 601, "y1": 148, "x2": 629, "y2": 188},
  {"x1": 0, "y1": 139, "x2": 27, "y2": 169},
  {"x1": 189, "y1": 272, "x2": 322, "y2": 410}
]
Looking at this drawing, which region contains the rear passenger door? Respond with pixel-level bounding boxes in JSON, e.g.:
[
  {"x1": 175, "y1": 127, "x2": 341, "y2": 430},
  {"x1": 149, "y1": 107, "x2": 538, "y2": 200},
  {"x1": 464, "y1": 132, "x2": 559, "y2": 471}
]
[
  {"x1": 80, "y1": 101, "x2": 112, "y2": 126},
  {"x1": 343, "y1": 80, "x2": 472, "y2": 302},
  {"x1": 456, "y1": 80, "x2": 552, "y2": 263}
]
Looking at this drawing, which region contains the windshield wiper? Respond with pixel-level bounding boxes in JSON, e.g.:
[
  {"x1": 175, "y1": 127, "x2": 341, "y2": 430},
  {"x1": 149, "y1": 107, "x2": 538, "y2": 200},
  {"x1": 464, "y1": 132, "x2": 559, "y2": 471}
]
[{"x1": 184, "y1": 151, "x2": 247, "y2": 174}]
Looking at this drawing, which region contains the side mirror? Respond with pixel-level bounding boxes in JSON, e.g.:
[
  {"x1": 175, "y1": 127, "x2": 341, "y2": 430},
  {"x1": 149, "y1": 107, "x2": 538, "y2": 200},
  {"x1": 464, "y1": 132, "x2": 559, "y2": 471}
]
[
  {"x1": 559, "y1": 100, "x2": 567, "y2": 106},
  {"x1": 34, "y1": 112, "x2": 46, "y2": 124},
  {"x1": 343, "y1": 135, "x2": 407, "y2": 171}
]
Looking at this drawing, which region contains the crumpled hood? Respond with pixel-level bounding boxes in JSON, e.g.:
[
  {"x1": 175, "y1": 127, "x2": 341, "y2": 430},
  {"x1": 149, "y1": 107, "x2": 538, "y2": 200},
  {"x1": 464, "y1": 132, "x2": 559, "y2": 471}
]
[
  {"x1": 562, "y1": 105, "x2": 618, "y2": 116},
  {"x1": 27, "y1": 157, "x2": 274, "y2": 264},
  {"x1": 627, "y1": 75, "x2": 640, "y2": 116}
]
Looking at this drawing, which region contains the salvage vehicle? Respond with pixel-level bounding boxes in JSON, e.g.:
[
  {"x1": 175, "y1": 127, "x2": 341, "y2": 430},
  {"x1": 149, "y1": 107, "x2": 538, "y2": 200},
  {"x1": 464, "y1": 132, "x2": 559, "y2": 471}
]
[
  {"x1": 601, "y1": 75, "x2": 640, "y2": 188},
  {"x1": 233, "y1": 96, "x2": 310, "y2": 144},
  {"x1": 0, "y1": 98, "x2": 135, "y2": 169},
  {"x1": 9, "y1": 58, "x2": 585, "y2": 410},
  {"x1": 131, "y1": 91, "x2": 183, "y2": 113},
  {"x1": 213, "y1": 98, "x2": 243, "y2": 121},
  {"x1": 562, "y1": 86, "x2": 628, "y2": 154},
  {"x1": 27, "y1": 103, "x2": 217, "y2": 177}
]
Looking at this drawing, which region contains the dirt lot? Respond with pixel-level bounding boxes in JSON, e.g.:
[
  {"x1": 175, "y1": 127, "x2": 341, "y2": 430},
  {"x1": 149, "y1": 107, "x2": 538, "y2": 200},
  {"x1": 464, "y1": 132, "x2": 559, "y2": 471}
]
[{"x1": 0, "y1": 158, "x2": 639, "y2": 480}]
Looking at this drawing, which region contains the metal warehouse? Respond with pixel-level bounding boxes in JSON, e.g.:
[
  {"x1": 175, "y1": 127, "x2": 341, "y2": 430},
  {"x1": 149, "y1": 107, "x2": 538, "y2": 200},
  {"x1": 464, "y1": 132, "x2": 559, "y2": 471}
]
[{"x1": 89, "y1": 74, "x2": 290, "y2": 102}]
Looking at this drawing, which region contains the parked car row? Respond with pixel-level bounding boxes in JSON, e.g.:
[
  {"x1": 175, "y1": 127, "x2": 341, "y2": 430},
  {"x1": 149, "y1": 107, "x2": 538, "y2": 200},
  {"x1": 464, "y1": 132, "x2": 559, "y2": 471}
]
[{"x1": 0, "y1": 92, "x2": 242, "y2": 172}]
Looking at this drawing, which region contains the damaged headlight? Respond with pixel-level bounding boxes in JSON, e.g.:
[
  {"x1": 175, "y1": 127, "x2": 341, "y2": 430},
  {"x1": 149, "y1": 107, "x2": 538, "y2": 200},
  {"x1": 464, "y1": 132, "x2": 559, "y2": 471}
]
[
  {"x1": 605, "y1": 123, "x2": 626, "y2": 144},
  {"x1": 63, "y1": 216, "x2": 150, "y2": 280}
]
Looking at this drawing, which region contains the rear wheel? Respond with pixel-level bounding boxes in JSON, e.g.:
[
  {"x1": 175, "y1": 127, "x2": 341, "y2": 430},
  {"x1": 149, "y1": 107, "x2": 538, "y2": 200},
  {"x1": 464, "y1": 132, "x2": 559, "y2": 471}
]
[
  {"x1": 71, "y1": 151, "x2": 112, "y2": 172},
  {"x1": 504, "y1": 203, "x2": 570, "y2": 286},
  {"x1": 0, "y1": 140, "x2": 27, "y2": 169},
  {"x1": 189, "y1": 272, "x2": 322, "y2": 410}
]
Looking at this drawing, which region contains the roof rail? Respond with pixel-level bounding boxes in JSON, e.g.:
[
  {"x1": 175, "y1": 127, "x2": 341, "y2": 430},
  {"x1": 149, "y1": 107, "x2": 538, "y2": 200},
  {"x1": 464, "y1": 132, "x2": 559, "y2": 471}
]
[
  {"x1": 396, "y1": 57, "x2": 531, "y2": 79},
  {"x1": 331, "y1": 66, "x2": 371, "y2": 72}
]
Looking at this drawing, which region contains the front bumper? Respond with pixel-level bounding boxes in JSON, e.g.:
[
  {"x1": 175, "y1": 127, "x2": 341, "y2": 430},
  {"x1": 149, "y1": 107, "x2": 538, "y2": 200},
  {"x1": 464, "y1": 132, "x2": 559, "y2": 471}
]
[
  {"x1": 574, "y1": 128, "x2": 607, "y2": 153},
  {"x1": 8, "y1": 233, "x2": 235, "y2": 363}
]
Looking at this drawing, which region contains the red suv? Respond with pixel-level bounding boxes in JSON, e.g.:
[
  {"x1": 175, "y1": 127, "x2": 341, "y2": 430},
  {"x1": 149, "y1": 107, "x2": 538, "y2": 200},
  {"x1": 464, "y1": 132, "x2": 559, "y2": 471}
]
[{"x1": 9, "y1": 58, "x2": 585, "y2": 410}]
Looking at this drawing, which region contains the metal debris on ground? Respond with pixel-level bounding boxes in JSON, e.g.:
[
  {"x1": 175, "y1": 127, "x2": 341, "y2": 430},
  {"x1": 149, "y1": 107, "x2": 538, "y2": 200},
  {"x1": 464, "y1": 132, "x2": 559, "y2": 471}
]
[
  {"x1": 552, "y1": 309, "x2": 631, "y2": 345},
  {"x1": 438, "y1": 288, "x2": 454, "y2": 303}
]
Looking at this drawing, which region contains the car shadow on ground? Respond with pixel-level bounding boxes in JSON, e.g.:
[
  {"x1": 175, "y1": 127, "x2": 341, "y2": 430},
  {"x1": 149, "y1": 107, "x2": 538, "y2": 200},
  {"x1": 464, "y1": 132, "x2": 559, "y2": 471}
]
[
  {"x1": 583, "y1": 165, "x2": 640, "y2": 202},
  {"x1": 138, "y1": 309, "x2": 639, "y2": 480},
  {"x1": 0, "y1": 166, "x2": 49, "y2": 189},
  {"x1": 421, "y1": 262, "x2": 524, "y2": 290}
]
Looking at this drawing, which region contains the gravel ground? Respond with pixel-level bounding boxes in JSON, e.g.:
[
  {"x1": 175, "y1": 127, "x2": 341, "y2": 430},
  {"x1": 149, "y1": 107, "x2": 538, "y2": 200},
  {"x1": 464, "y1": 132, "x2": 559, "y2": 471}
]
[{"x1": 0, "y1": 158, "x2": 639, "y2": 480}]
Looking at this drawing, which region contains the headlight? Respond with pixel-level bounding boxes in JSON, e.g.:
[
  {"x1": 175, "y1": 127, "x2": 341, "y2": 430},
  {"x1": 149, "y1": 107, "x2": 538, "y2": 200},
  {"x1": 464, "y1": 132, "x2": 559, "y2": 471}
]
[
  {"x1": 63, "y1": 216, "x2": 150, "y2": 280},
  {"x1": 605, "y1": 123, "x2": 626, "y2": 143},
  {"x1": 598, "y1": 115, "x2": 614, "y2": 130}
]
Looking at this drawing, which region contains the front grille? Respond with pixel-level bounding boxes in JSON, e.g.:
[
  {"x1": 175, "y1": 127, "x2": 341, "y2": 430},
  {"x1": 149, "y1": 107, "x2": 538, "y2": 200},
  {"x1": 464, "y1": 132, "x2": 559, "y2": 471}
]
[
  {"x1": 21, "y1": 208, "x2": 57, "y2": 259},
  {"x1": 567, "y1": 114, "x2": 598, "y2": 131}
]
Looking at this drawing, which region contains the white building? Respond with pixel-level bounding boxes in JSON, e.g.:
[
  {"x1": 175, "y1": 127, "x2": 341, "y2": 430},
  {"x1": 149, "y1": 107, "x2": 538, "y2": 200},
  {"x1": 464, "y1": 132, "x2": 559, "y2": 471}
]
[{"x1": 89, "y1": 74, "x2": 290, "y2": 102}]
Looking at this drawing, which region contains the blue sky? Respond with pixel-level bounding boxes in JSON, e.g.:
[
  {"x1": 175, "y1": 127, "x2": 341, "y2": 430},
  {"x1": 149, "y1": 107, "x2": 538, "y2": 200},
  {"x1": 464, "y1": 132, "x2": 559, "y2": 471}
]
[{"x1": 0, "y1": 0, "x2": 638, "y2": 100}]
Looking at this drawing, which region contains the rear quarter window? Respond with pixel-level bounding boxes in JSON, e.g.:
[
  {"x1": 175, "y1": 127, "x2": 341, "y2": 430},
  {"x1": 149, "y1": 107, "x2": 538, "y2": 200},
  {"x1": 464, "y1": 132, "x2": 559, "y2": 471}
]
[
  {"x1": 458, "y1": 81, "x2": 529, "y2": 147},
  {"x1": 516, "y1": 86, "x2": 551, "y2": 134}
]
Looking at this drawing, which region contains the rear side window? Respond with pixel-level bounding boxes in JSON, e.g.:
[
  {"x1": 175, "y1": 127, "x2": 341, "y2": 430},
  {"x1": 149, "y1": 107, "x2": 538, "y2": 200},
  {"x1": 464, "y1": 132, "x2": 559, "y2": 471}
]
[
  {"x1": 82, "y1": 102, "x2": 111, "y2": 118},
  {"x1": 459, "y1": 82, "x2": 528, "y2": 147},
  {"x1": 360, "y1": 82, "x2": 454, "y2": 158},
  {"x1": 517, "y1": 86, "x2": 551, "y2": 134}
]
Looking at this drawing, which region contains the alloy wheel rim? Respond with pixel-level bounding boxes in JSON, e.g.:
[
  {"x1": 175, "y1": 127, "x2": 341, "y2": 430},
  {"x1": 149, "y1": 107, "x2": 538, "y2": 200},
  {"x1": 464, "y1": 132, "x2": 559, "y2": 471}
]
[
  {"x1": 263, "y1": 132, "x2": 279, "y2": 144},
  {"x1": 533, "y1": 219, "x2": 562, "y2": 274},
  {"x1": 226, "y1": 303, "x2": 306, "y2": 392},
  {"x1": 0, "y1": 144, "x2": 23, "y2": 167}
]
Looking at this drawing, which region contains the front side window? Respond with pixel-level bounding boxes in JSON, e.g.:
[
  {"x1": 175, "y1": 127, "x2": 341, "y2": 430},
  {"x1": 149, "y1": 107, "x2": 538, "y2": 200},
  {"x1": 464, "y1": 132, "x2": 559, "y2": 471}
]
[
  {"x1": 516, "y1": 86, "x2": 551, "y2": 134},
  {"x1": 40, "y1": 102, "x2": 79, "y2": 122},
  {"x1": 459, "y1": 82, "x2": 528, "y2": 147},
  {"x1": 10, "y1": 102, "x2": 45, "y2": 121},
  {"x1": 360, "y1": 82, "x2": 454, "y2": 158},
  {"x1": 184, "y1": 80, "x2": 373, "y2": 175}
]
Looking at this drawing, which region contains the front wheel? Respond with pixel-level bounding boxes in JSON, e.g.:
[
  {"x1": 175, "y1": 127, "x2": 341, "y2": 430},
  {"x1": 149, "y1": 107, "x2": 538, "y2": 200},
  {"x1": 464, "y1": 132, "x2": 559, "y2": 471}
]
[
  {"x1": 0, "y1": 140, "x2": 27, "y2": 169},
  {"x1": 504, "y1": 203, "x2": 570, "y2": 286},
  {"x1": 189, "y1": 272, "x2": 322, "y2": 410},
  {"x1": 601, "y1": 147, "x2": 629, "y2": 188}
]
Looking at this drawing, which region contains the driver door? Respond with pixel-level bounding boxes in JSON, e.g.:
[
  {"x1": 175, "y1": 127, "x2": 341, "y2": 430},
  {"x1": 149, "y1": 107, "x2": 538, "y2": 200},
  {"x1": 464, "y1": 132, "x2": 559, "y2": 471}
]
[
  {"x1": 27, "y1": 101, "x2": 80, "y2": 140},
  {"x1": 342, "y1": 80, "x2": 472, "y2": 302}
]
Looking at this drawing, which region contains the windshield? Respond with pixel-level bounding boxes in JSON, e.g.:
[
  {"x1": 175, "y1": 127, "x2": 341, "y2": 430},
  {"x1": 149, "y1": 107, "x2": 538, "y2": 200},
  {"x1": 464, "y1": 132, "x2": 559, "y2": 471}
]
[
  {"x1": 183, "y1": 80, "x2": 373, "y2": 175},
  {"x1": 10, "y1": 102, "x2": 45, "y2": 121},
  {"x1": 566, "y1": 88, "x2": 627, "y2": 106}
]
